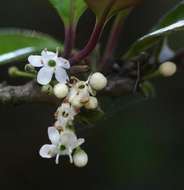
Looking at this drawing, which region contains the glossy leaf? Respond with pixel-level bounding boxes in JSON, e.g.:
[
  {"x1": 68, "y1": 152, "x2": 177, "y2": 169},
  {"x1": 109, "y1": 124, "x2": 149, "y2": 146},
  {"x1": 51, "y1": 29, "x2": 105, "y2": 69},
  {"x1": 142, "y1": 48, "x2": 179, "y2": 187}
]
[
  {"x1": 49, "y1": 0, "x2": 86, "y2": 25},
  {"x1": 0, "y1": 29, "x2": 62, "y2": 65},
  {"x1": 85, "y1": 0, "x2": 142, "y2": 19},
  {"x1": 124, "y1": 1, "x2": 184, "y2": 59}
]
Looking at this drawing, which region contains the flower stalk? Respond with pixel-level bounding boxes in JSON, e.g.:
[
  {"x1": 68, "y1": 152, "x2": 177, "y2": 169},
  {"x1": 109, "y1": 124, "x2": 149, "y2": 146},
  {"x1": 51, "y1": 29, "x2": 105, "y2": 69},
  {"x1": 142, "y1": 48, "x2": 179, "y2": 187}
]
[{"x1": 8, "y1": 67, "x2": 36, "y2": 79}]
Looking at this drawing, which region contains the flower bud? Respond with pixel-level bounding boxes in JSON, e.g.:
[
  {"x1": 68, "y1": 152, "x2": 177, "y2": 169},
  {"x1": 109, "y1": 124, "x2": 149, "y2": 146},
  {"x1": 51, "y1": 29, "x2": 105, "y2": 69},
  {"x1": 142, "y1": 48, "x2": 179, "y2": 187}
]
[
  {"x1": 24, "y1": 64, "x2": 36, "y2": 73},
  {"x1": 54, "y1": 83, "x2": 69, "y2": 99},
  {"x1": 71, "y1": 96, "x2": 83, "y2": 108},
  {"x1": 8, "y1": 66, "x2": 18, "y2": 77},
  {"x1": 159, "y1": 61, "x2": 177, "y2": 77},
  {"x1": 73, "y1": 149, "x2": 88, "y2": 168},
  {"x1": 41, "y1": 84, "x2": 53, "y2": 95},
  {"x1": 89, "y1": 72, "x2": 107, "y2": 90},
  {"x1": 85, "y1": 96, "x2": 98, "y2": 110}
]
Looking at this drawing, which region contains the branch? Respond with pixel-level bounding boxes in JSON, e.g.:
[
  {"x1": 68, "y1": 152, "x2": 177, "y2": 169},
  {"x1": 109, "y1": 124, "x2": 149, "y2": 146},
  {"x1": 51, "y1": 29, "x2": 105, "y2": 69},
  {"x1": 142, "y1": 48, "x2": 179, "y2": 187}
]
[
  {"x1": 2, "y1": 48, "x2": 183, "y2": 105},
  {"x1": 0, "y1": 81, "x2": 59, "y2": 105},
  {"x1": 0, "y1": 77, "x2": 135, "y2": 105}
]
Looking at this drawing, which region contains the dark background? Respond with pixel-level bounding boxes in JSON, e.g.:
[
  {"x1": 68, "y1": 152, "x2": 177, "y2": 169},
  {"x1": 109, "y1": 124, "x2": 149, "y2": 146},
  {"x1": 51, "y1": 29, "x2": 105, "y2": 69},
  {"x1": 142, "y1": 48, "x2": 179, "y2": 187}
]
[{"x1": 0, "y1": 0, "x2": 184, "y2": 189}]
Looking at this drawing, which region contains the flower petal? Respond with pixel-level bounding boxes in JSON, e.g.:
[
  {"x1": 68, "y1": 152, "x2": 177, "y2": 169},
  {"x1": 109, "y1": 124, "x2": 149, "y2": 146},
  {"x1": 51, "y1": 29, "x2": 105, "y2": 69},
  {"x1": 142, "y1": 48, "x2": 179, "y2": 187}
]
[
  {"x1": 28, "y1": 55, "x2": 43, "y2": 67},
  {"x1": 75, "y1": 138, "x2": 85, "y2": 148},
  {"x1": 41, "y1": 50, "x2": 57, "y2": 65},
  {"x1": 55, "y1": 66, "x2": 69, "y2": 84},
  {"x1": 39, "y1": 144, "x2": 57, "y2": 158},
  {"x1": 57, "y1": 57, "x2": 70, "y2": 69},
  {"x1": 37, "y1": 66, "x2": 54, "y2": 85},
  {"x1": 41, "y1": 50, "x2": 56, "y2": 58},
  {"x1": 48, "y1": 127, "x2": 61, "y2": 145},
  {"x1": 60, "y1": 131, "x2": 77, "y2": 146}
]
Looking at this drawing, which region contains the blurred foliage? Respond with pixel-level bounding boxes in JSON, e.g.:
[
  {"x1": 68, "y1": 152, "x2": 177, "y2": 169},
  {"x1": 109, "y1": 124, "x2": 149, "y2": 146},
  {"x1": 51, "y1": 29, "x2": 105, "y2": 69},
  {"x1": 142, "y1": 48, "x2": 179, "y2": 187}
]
[
  {"x1": 0, "y1": 29, "x2": 62, "y2": 65},
  {"x1": 49, "y1": 0, "x2": 87, "y2": 25},
  {"x1": 124, "y1": 1, "x2": 184, "y2": 59}
]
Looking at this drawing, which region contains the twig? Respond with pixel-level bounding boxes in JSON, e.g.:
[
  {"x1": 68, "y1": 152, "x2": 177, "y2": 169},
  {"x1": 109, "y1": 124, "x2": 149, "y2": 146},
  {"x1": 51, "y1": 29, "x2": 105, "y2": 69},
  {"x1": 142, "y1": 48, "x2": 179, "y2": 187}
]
[{"x1": 0, "y1": 81, "x2": 59, "y2": 105}]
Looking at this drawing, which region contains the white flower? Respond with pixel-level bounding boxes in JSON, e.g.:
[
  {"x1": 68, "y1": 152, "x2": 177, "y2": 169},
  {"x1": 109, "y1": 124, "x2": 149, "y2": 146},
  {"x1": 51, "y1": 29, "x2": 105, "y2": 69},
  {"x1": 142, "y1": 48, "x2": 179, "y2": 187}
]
[
  {"x1": 39, "y1": 127, "x2": 84, "y2": 164},
  {"x1": 68, "y1": 81, "x2": 95, "y2": 108},
  {"x1": 28, "y1": 49, "x2": 70, "y2": 85},
  {"x1": 55, "y1": 103, "x2": 77, "y2": 129}
]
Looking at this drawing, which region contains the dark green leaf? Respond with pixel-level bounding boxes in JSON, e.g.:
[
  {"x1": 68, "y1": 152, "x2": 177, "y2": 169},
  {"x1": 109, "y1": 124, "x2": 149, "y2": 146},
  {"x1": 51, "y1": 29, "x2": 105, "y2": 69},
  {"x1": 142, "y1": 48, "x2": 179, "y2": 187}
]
[
  {"x1": 0, "y1": 29, "x2": 62, "y2": 65},
  {"x1": 124, "y1": 1, "x2": 184, "y2": 59},
  {"x1": 49, "y1": 0, "x2": 86, "y2": 25},
  {"x1": 140, "y1": 81, "x2": 156, "y2": 98},
  {"x1": 75, "y1": 108, "x2": 104, "y2": 125}
]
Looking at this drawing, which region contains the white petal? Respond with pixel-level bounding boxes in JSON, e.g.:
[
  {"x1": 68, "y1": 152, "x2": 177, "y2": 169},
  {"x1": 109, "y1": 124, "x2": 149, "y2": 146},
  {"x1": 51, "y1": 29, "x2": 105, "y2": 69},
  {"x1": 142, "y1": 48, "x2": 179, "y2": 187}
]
[
  {"x1": 60, "y1": 132, "x2": 77, "y2": 147},
  {"x1": 39, "y1": 144, "x2": 57, "y2": 158},
  {"x1": 28, "y1": 55, "x2": 43, "y2": 67},
  {"x1": 41, "y1": 50, "x2": 56, "y2": 58},
  {"x1": 37, "y1": 66, "x2": 54, "y2": 85},
  {"x1": 75, "y1": 138, "x2": 85, "y2": 148},
  {"x1": 48, "y1": 127, "x2": 61, "y2": 145},
  {"x1": 41, "y1": 50, "x2": 57, "y2": 65},
  {"x1": 57, "y1": 57, "x2": 70, "y2": 69},
  {"x1": 55, "y1": 66, "x2": 69, "y2": 84}
]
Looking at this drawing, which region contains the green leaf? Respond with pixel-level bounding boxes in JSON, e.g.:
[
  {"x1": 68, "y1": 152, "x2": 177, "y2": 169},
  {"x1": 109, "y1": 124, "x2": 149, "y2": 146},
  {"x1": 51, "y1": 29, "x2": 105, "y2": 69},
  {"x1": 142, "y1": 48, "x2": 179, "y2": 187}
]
[
  {"x1": 75, "y1": 108, "x2": 104, "y2": 125},
  {"x1": 124, "y1": 1, "x2": 184, "y2": 59},
  {"x1": 140, "y1": 81, "x2": 156, "y2": 99},
  {"x1": 0, "y1": 29, "x2": 62, "y2": 65},
  {"x1": 49, "y1": 0, "x2": 87, "y2": 25},
  {"x1": 85, "y1": 0, "x2": 142, "y2": 19}
]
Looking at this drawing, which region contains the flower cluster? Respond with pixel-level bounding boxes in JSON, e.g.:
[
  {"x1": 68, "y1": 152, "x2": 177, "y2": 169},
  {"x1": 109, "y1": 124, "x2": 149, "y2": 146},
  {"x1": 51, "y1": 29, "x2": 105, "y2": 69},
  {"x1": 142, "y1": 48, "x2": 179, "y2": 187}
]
[{"x1": 28, "y1": 50, "x2": 107, "y2": 167}]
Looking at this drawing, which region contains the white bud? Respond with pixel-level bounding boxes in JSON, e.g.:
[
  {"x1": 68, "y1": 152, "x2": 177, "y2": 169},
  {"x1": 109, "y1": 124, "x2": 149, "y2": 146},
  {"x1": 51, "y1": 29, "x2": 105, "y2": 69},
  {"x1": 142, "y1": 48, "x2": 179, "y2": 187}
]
[
  {"x1": 159, "y1": 61, "x2": 177, "y2": 77},
  {"x1": 89, "y1": 72, "x2": 107, "y2": 91},
  {"x1": 71, "y1": 96, "x2": 83, "y2": 108},
  {"x1": 85, "y1": 96, "x2": 98, "y2": 110},
  {"x1": 53, "y1": 83, "x2": 69, "y2": 99},
  {"x1": 73, "y1": 149, "x2": 88, "y2": 168}
]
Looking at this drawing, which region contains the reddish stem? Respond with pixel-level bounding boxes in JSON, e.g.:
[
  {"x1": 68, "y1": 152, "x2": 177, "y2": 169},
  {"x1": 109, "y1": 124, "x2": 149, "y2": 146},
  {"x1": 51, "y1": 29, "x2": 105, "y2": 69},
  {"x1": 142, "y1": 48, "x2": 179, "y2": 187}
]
[
  {"x1": 64, "y1": 24, "x2": 76, "y2": 58},
  {"x1": 69, "y1": 19, "x2": 105, "y2": 64},
  {"x1": 69, "y1": 0, "x2": 115, "y2": 65},
  {"x1": 100, "y1": 10, "x2": 130, "y2": 70}
]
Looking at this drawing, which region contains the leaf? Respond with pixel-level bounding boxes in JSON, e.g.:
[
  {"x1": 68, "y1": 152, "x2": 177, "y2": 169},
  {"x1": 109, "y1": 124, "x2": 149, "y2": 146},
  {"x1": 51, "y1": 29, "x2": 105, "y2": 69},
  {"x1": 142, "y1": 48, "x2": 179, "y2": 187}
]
[
  {"x1": 140, "y1": 81, "x2": 156, "y2": 99},
  {"x1": 124, "y1": 1, "x2": 184, "y2": 59},
  {"x1": 85, "y1": 0, "x2": 142, "y2": 19},
  {"x1": 49, "y1": 0, "x2": 87, "y2": 25},
  {"x1": 0, "y1": 29, "x2": 62, "y2": 65},
  {"x1": 75, "y1": 108, "x2": 105, "y2": 125}
]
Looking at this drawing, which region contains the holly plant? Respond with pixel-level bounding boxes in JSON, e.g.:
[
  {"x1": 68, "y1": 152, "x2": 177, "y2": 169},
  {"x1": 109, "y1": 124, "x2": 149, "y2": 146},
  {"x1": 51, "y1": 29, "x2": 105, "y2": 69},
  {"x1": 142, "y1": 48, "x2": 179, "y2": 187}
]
[{"x1": 0, "y1": 0, "x2": 184, "y2": 167}]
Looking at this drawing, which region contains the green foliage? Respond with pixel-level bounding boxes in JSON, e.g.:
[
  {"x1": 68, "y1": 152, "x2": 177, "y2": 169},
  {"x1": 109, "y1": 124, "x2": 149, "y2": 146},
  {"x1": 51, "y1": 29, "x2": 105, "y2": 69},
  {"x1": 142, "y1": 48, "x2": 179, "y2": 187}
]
[
  {"x1": 140, "y1": 81, "x2": 156, "y2": 98},
  {"x1": 0, "y1": 29, "x2": 62, "y2": 65},
  {"x1": 85, "y1": 0, "x2": 141, "y2": 20},
  {"x1": 49, "y1": 0, "x2": 87, "y2": 25},
  {"x1": 124, "y1": 1, "x2": 184, "y2": 59},
  {"x1": 75, "y1": 108, "x2": 104, "y2": 125}
]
